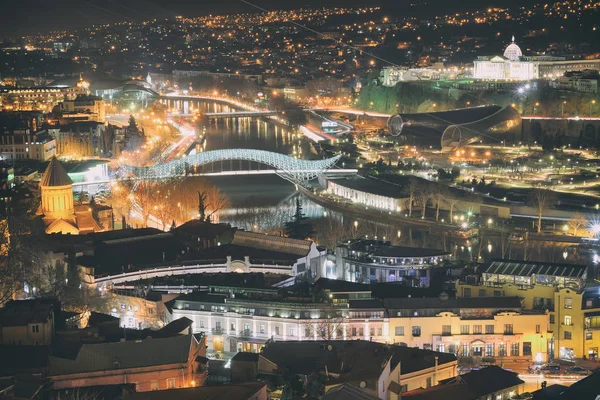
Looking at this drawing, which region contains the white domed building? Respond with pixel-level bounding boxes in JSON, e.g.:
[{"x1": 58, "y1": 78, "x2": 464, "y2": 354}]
[
  {"x1": 473, "y1": 36, "x2": 600, "y2": 81},
  {"x1": 503, "y1": 36, "x2": 522, "y2": 61}
]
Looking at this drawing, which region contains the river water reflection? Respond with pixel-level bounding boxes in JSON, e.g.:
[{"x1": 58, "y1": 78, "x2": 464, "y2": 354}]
[{"x1": 164, "y1": 99, "x2": 592, "y2": 266}]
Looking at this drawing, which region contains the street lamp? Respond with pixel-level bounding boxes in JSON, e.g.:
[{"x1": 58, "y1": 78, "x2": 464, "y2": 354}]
[
  {"x1": 591, "y1": 100, "x2": 596, "y2": 117},
  {"x1": 562, "y1": 100, "x2": 567, "y2": 116},
  {"x1": 534, "y1": 102, "x2": 539, "y2": 116}
]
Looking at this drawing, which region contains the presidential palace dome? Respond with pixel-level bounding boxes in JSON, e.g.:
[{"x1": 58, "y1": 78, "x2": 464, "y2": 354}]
[{"x1": 503, "y1": 36, "x2": 522, "y2": 61}]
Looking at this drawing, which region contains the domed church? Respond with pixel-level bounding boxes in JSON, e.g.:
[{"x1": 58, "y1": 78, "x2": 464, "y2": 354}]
[{"x1": 37, "y1": 157, "x2": 111, "y2": 234}]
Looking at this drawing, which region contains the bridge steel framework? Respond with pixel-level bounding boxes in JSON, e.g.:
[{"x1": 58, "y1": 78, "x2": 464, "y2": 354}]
[{"x1": 120, "y1": 148, "x2": 342, "y2": 183}]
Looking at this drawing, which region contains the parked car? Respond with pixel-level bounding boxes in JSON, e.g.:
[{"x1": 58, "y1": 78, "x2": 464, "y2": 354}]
[
  {"x1": 539, "y1": 364, "x2": 561, "y2": 376},
  {"x1": 513, "y1": 393, "x2": 533, "y2": 400},
  {"x1": 565, "y1": 366, "x2": 591, "y2": 376}
]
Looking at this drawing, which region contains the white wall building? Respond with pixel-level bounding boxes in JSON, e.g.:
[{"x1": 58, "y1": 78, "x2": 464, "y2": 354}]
[
  {"x1": 474, "y1": 36, "x2": 600, "y2": 81},
  {"x1": 169, "y1": 292, "x2": 389, "y2": 354},
  {"x1": 0, "y1": 130, "x2": 57, "y2": 161}
]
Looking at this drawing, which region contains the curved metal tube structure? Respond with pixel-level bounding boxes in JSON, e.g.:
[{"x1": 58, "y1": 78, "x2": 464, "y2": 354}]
[
  {"x1": 386, "y1": 105, "x2": 522, "y2": 151},
  {"x1": 120, "y1": 149, "x2": 342, "y2": 183},
  {"x1": 440, "y1": 105, "x2": 522, "y2": 151}
]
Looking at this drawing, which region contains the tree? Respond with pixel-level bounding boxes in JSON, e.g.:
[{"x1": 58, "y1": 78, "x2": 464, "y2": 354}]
[
  {"x1": 529, "y1": 189, "x2": 556, "y2": 233},
  {"x1": 284, "y1": 199, "x2": 315, "y2": 240},
  {"x1": 280, "y1": 367, "x2": 305, "y2": 400},
  {"x1": 313, "y1": 216, "x2": 353, "y2": 250},
  {"x1": 446, "y1": 194, "x2": 460, "y2": 223},
  {"x1": 0, "y1": 215, "x2": 44, "y2": 305},
  {"x1": 569, "y1": 212, "x2": 587, "y2": 236},
  {"x1": 127, "y1": 115, "x2": 138, "y2": 134},
  {"x1": 432, "y1": 188, "x2": 447, "y2": 222},
  {"x1": 56, "y1": 388, "x2": 103, "y2": 400},
  {"x1": 302, "y1": 314, "x2": 346, "y2": 340},
  {"x1": 197, "y1": 188, "x2": 230, "y2": 224},
  {"x1": 89, "y1": 196, "x2": 101, "y2": 228},
  {"x1": 418, "y1": 184, "x2": 432, "y2": 219},
  {"x1": 269, "y1": 97, "x2": 307, "y2": 128},
  {"x1": 406, "y1": 178, "x2": 417, "y2": 218},
  {"x1": 133, "y1": 181, "x2": 155, "y2": 228}
]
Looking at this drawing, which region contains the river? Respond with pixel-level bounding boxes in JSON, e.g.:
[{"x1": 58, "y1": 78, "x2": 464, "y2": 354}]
[{"x1": 161, "y1": 98, "x2": 594, "y2": 267}]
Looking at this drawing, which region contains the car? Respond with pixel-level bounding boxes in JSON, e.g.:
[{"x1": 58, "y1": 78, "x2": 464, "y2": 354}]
[
  {"x1": 565, "y1": 366, "x2": 591, "y2": 376},
  {"x1": 539, "y1": 364, "x2": 561, "y2": 375},
  {"x1": 513, "y1": 393, "x2": 533, "y2": 400}
]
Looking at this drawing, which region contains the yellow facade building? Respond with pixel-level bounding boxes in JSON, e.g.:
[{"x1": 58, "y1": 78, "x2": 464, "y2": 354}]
[
  {"x1": 38, "y1": 157, "x2": 111, "y2": 234},
  {"x1": 457, "y1": 260, "x2": 600, "y2": 360},
  {"x1": 385, "y1": 296, "x2": 549, "y2": 366}
]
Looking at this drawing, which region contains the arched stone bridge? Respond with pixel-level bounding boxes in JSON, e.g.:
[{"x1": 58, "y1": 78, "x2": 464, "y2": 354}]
[{"x1": 120, "y1": 149, "x2": 342, "y2": 183}]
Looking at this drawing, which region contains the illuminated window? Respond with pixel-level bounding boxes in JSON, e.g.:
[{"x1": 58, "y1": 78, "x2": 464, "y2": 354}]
[
  {"x1": 564, "y1": 297, "x2": 572, "y2": 309},
  {"x1": 511, "y1": 343, "x2": 520, "y2": 356}
]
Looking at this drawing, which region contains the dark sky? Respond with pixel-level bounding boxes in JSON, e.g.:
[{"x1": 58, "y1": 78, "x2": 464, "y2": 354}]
[
  {"x1": 0, "y1": 0, "x2": 523, "y2": 41},
  {"x1": 0, "y1": 0, "x2": 386, "y2": 40}
]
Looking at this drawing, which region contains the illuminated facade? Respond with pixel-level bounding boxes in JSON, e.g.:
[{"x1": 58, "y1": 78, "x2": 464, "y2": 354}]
[
  {"x1": 386, "y1": 297, "x2": 549, "y2": 364},
  {"x1": 473, "y1": 37, "x2": 600, "y2": 81},
  {"x1": 0, "y1": 130, "x2": 56, "y2": 161},
  {"x1": 57, "y1": 95, "x2": 106, "y2": 123},
  {"x1": 0, "y1": 87, "x2": 71, "y2": 111},
  {"x1": 457, "y1": 260, "x2": 600, "y2": 360},
  {"x1": 169, "y1": 283, "x2": 549, "y2": 369},
  {"x1": 38, "y1": 157, "x2": 111, "y2": 235}
]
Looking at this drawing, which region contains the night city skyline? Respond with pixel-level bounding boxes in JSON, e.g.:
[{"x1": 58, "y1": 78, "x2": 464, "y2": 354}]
[{"x1": 0, "y1": 0, "x2": 600, "y2": 399}]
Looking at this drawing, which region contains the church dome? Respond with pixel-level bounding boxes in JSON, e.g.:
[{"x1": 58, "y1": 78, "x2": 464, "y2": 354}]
[
  {"x1": 40, "y1": 157, "x2": 73, "y2": 187},
  {"x1": 503, "y1": 36, "x2": 522, "y2": 61}
]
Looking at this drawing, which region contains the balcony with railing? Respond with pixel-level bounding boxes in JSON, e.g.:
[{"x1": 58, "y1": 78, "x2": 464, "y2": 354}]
[
  {"x1": 212, "y1": 327, "x2": 224, "y2": 334},
  {"x1": 238, "y1": 329, "x2": 253, "y2": 338}
]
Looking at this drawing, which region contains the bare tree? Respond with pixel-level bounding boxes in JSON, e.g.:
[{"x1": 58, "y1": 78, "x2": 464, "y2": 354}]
[
  {"x1": 406, "y1": 178, "x2": 417, "y2": 218},
  {"x1": 56, "y1": 388, "x2": 103, "y2": 400},
  {"x1": 313, "y1": 216, "x2": 353, "y2": 249},
  {"x1": 529, "y1": 189, "x2": 556, "y2": 233},
  {"x1": 302, "y1": 315, "x2": 346, "y2": 340},
  {"x1": 0, "y1": 215, "x2": 47, "y2": 305},
  {"x1": 202, "y1": 186, "x2": 231, "y2": 223},
  {"x1": 432, "y1": 188, "x2": 447, "y2": 222},
  {"x1": 159, "y1": 177, "x2": 230, "y2": 225},
  {"x1": 568, "y1": 212, "x2": 587, "y2": 237},
  {"x1": 133, "y1": 181, "x2": 156, "y2": 228},
  {"x1": 418, "y1": 184, "x2": 432, "y2": 219},
  {"x1": 155, "y1": 194, "x2": 177, "y2": 230},
  {"x1": 446, "y1": 194, "x2": 460, "y2": 223}
]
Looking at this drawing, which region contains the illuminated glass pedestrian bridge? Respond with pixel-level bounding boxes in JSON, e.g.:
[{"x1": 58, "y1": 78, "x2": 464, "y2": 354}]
[{"x1": 120, "y1": 149, "x2": 342, "y2": 183}]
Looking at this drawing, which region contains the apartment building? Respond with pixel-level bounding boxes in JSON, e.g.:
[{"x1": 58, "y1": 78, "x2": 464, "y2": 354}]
[
  {"x1": 457, "y1": 260, "x2": 599, "y2": 360},
  {"x1": 167, "y1": 278, "x2": 549, "y2": 369},
  {"x1": 386, "y1": 296, "x2": 549, "y2": 364},
  {"x1": 168, "y1": 285, "x2": 389, "y2": 353}
]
